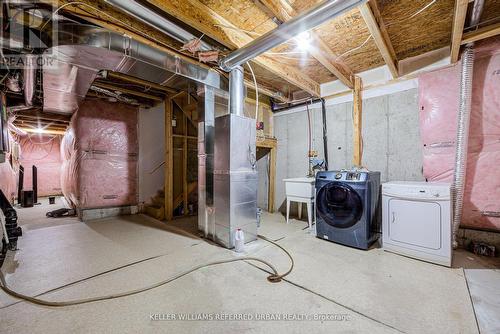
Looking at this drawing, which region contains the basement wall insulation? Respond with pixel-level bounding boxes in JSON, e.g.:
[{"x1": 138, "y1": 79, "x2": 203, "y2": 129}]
[
  {"x1": 0, "y1": 152, "x2": 16, "y2": 202},
  {"x1": 418, "y1": 37, "x2": 500, "y2": 231},
  {"x1": 61, "y1": 100, "x2": 139, "y2": 210},
  {"x1": 18, "y1": 135, "x2": 62, "y2": 197}
]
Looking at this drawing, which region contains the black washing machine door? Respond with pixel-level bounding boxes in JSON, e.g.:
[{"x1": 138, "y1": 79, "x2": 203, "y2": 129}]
[{"x1": 317, "y1": 182, "x2": 363, "y2": 229}]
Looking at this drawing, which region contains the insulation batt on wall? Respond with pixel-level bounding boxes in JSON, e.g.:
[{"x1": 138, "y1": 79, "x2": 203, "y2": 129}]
[
  {"x1": 19, "y1": 135, "x2": 63, "y2": 197},
  {"x1": 419, "y1": 37, "x2": 500, "y2": 231},
  {"x1": 61, "y1": 100, "x2": 139, "y2": 209},
  {"x1": 0, "y1": 151, "x2": 16, "y2": 202}
]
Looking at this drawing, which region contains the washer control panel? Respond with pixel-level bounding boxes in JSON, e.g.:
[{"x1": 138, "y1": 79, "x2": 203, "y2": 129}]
[
  {"x1": 317, "y1": 171, "x2": 368, "y2": 182},
  {"x1": 346, "y1": 172, "x2": 361, "y2": 181}
]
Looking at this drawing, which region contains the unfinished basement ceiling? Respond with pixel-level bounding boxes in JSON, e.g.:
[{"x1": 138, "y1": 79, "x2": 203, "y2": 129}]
[{"x1": 35, "y1": 0, "x2": 500, "y2": 101}]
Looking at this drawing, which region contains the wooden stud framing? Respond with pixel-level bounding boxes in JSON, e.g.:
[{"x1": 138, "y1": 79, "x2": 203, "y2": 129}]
[
  {"x1": 359, "y1": 2, "x2": 398, "y2": 78},
  {"x1": 164, "y1": 99, "x2": 174, "y2": 221},
  {"x1": 461, "y1": 22, "x2": 500, "y2": 45},
  {"x1": 258, "y1": 0, "x2": 354, "y2": 88},
  {"x1": 256, "y1": 137, "x2": 277, "y2": 213},
  {"x1": 183, "y1": 107, "x2": 189, "y2": 216},
  {"x1": 352, "y1": 76, "x2": 363, "y2": 167},
  {"x1": 450, "y1": 0, "x2": 469, "y2": 63}
]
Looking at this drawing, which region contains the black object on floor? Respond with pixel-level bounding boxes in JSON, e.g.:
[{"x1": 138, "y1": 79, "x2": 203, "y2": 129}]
[
  {"x1": 21, "y1": 190, "x2": 34, "y2": 208},
  {"x1": 49, "y1": 196, "x2": 56, "y2": 204},
  {"x1": 32, "y1": 165, "x2": 38, "y2": 204},
  {"x1": 17, "y1": 165, "x2": 24, "y2": 205},
  {"x1": 0, "y1": 189, "x2": 22, "y2": 268},
  {"x1": 46, "y1": 208, "x2": 76, "y2": 218}
]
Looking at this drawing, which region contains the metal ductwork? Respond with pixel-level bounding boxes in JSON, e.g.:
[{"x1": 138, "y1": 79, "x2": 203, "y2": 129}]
[
  {"x1": 451, "y1": 0, "x2": 484, "y2": 248},
  {"x1": 222, "y1": 0, "x2": 365, "y2": 130},
  {"x1": 41, "y1": 24, "x2": 226, "y2": 114},
  {"x1": 218, "y1": 0, "x2": 366, "y2": 72},
  {"x1": 23, "y1": 55, "x2": 37, "y2": 107},
  {"x1": 103, "y1": 0, "x2": 214, "y2": 51}
]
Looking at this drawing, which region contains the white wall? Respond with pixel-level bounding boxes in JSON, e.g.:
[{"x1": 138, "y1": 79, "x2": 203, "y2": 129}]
[{"x1": 138, "y1": 103, "x2": 165, "y2": 203}]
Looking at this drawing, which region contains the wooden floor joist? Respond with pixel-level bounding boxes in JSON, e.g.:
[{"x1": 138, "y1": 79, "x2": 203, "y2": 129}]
[
  {"x1": 146, "y1": 0, "x2": 321, "y2": 96},
  {"x1": 450, "y1": 0, "x2": 469, "y2": 63},
  {"x1": 258, "y1": 0, "x2": 354, "y2": 88},
  {"x1": 461, "y1": 22, "x2": 500, "y2": 45},
  {"x1": 359, "y1": 2, "x2": 398, "y2": 78}
]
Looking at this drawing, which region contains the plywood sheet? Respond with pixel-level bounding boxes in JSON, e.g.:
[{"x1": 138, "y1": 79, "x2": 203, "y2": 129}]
[
  {"x1": 313, "y1": 8, "x2": 385, "y2": 73},
  {"x1": 376, "y1": 0, "x2": 455, "y2": 60},
  {"x1": 198, "y1": 0, "x2": 276, "y2": 35}
]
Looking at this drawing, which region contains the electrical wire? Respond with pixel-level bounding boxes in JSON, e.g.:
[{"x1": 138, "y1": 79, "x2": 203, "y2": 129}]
[
  {"x1": 335, "y1": 34, "x2": 371, "y2": 61},
  {"x1": 0, "y1": 234, "x2": 294, "y2": 307},
  {"x1": 246, "y1": 62, "x2": 259, "y2": 120},
  {"x1": 384, "y1": 0, "x2": 437, "y2": 28}
]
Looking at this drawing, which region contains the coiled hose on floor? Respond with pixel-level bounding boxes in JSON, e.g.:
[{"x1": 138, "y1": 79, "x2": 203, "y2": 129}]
[{"x1": 0, "y1": 234, "x2": 294, "y2": 307}]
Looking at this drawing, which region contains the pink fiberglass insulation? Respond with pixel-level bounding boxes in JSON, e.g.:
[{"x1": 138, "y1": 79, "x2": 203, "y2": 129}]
[
  {"x1": 61, "y1": 99, "x2": 138, "y2": 209},
  {"x1": 0, "y1": 154, "x2": 16, "y2": 202},
  {"x1": 419, "y1": 37, "x2": 500, "y2": 231},
  {"x1": 18, "y1": 134, "x2": 63, "y2": 197}
]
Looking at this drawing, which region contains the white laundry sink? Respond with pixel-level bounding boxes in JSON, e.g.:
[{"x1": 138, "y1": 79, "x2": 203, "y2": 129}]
[{"x1": 283, "y1": 177, "x2": 315, "y2": 198}]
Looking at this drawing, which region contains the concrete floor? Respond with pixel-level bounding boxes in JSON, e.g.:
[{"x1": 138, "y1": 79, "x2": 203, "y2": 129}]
[{"x1": 0, "y1": 202, "x2": 498, "y2": 333}]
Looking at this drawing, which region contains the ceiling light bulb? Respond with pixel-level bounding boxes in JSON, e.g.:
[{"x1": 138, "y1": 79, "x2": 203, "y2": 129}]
[{"x1": 295, "y1": 31, "x2": 311, "y2": 51}]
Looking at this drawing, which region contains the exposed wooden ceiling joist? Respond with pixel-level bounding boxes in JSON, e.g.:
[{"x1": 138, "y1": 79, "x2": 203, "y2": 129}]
[
  {"x1": 43, "y1": 0, "x2": 291, "y2": 102},
  {"x1": 93, "y1": 81, "x2": 165, "y2": 101},
  {"x1": 145, "y1": 0, "x2": 321, "y2": 96},
  {"x1": 13, "y1": 110, "x2": 71, "y2": 123},
  {"x1": 461, "y1": 22, "x2": 500, "y2": 45},
  {"x1": 257, "y1": 0, "x2": 354, "y2": 88},
  {"x1": 359, "y1": 2, "x2": 398, "y2": 78},
  {"x1": 450, "y1": 0, "x2": 469, "y2": 63}
]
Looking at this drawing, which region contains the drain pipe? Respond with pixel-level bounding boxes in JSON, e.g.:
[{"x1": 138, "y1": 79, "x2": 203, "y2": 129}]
[{"x1": 451, "y1": 0, "x2": 483, "y2": 248}]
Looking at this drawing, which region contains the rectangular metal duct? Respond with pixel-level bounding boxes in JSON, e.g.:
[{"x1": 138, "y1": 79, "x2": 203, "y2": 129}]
[{"x1": 212, "y1": 114, "x2": 258, "y2": 248}]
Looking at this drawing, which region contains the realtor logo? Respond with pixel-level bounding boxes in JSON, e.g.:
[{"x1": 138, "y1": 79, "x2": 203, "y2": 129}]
[{"x1": 0, "y1": 1, "x2": 58, "y2": 69}]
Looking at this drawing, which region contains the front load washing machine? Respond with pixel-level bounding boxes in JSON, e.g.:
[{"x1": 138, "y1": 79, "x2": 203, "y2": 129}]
[{"x1": 315, "y1": 170, "x2": 381, "y2": 250}]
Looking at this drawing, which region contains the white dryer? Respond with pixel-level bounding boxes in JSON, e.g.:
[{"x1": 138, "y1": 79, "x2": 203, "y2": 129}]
[{"x1": 382, "y1": 182, "x2": 452, "y2": 267}]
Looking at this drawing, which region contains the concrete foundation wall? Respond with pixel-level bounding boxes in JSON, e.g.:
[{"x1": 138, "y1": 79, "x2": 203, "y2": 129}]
[{"x1": 272, "y1": 88, "x2": 424, "y2": 212}]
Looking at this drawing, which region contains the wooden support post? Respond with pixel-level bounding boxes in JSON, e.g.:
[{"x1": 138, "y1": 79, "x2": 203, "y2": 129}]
[
  {"x1": 164, "y1": 99, "x2": 174, "y2": 221},
  {"x1": 183, "y1": 111, "x2": 188, "y2": 216},
  {"x1": 352, "y1": 76, "x2": 363, "y2": 167}
]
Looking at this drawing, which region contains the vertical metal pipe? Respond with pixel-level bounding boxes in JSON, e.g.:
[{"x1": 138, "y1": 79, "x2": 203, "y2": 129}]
[
  {"x1": 229, "y1": 66, "x2": 245, "y2": 116},
  {"x1": 321, "y1": 99, "x2": 329, "y2": 171},
  {"x1": 452, "y1": 45, "x2": 474, "y2": 248}
]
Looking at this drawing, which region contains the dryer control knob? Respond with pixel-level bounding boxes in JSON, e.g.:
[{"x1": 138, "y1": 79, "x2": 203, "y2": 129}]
[{"x1": 335, "y1": 173, "x2": 342, "y2": 180}]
